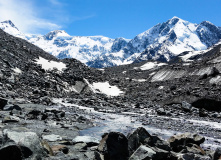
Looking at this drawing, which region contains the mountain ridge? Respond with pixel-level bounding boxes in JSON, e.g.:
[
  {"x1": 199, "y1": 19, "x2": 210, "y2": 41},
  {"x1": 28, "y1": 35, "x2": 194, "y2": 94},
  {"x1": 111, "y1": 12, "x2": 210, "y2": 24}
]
[{"x1": 1, "y1": 17, "x2": 221, "y2": 68}]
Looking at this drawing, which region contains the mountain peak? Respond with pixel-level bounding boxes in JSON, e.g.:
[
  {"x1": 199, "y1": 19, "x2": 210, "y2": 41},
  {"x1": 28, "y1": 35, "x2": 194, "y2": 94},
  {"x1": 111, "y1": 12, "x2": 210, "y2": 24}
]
[
  {"x1": 1, "y1": 20, "x2": 18, "y2": 30},
  {"x1": 44, "y1": 30, "x2": 70, "y2": 40},
  {"x1": 168, "y1": 16, "x2": 183, "y2": 25}
]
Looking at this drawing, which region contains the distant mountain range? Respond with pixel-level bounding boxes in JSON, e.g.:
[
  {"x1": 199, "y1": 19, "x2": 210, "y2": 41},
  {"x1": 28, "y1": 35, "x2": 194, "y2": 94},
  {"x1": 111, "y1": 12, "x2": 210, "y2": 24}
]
[{"x1": 1, "y1": 17, "x2": 221, "y2": 68}]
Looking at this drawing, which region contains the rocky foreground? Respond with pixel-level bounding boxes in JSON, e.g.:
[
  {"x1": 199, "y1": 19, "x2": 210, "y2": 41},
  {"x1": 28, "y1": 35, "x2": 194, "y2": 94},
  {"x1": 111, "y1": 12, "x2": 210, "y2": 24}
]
[{"x1": 0, "y1": 97, "x2": 220, "y2": 160}]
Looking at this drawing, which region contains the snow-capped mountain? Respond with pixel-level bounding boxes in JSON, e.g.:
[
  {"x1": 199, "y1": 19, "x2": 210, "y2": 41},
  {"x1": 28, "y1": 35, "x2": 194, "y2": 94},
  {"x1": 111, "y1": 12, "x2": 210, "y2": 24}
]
[
  {"x1": 1, "y1": 17, "x2": 221, "y2": 68},
  {"x1": 0, "y1": 20, "x2": 130, "y2": 64},
  {"x1": 0, "y1": 20, "x2": 26, "y2": 39},
  {"x1": 89, "y1": 17, "x2": 221, "y2": 67}
]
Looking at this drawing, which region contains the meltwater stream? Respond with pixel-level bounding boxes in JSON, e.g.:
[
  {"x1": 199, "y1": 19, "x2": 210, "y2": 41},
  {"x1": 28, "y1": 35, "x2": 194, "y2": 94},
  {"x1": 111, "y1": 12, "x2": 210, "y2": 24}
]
[{"x1": 54, "y1": 99, "x2": 221, "y2": 150}]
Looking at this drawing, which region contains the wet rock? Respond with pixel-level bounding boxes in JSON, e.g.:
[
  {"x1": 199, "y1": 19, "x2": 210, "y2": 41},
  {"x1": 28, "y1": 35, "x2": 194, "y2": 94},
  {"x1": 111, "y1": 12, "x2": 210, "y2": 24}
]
[
  {"x1": 129, "y1": 145, "x2": 156, "y2": 160},
  {"x1": 98, "y1": 132, "x2": 129, "y2": 160},
  {"x1": 127, "y1": 127, "x2": 152, "y2": 155}
]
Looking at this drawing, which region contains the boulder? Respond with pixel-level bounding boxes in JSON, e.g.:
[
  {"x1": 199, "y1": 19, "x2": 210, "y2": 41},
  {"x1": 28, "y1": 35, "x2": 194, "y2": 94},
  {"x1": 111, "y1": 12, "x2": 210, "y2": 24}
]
[
  {"x1": 127, "y1": 127, "x2": 152, "y2": 155},
  {"x1": 144, "y1": 135, "x2": 171, "y2": 151},
  {"x1": 3, "y1": 130, "x2": 47, "y2": 159},
  {"x1": 168, "y1": 133, "x2": 205, "y2": 152},
  {"x1": 98, "y1": 132, "x2": 129, "y2": 160},
  {"x1": 129, "y1": 145, "x2": 156, "y2": 160},
  {"x1": 0, "y1": 143, "x2": 22, "y2": 160}
]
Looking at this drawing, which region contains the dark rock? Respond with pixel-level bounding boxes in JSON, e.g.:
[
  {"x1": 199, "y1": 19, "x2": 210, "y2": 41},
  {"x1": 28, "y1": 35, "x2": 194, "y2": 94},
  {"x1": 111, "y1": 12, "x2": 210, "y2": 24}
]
[
  {"x1": 144, "y1": 135, "x2": 171, "y2": 151},
  {"x1": 0, "y1": 144, "x2": 22, "y2": 160},
  {"x1": 0, "y1": 97, "x2": 7, "y2": 110},
  {"x1": 129, "y1": 145, "x2": 156, "y2": 160},
  {"x1": 209, "y1": 67, "x2": 219, "y2": 77},
  {"x1": 156, "y1": 108, "x2": 166, "y2": 115},
  {"x1": 192, "y1": 98, "x2": 221, "y2": 111},
  {"x1": 127, "y1": 127, "x2": 152, "y2": 155},
  {"x1": 3, "y1": 104, "x2": 22, "y2": 111},
  {"x1": 213, "y1": 147, "x2": 221, "y2": 160},
  {"x1": 168, "y1": 133, "x2": 205, "y2": 152},
  {"x1": 98, "y1": 132, "x2": 129, "y2": 160},
  {"x1": 199, "y1": 108, "x2": 208, "y2": 117}
]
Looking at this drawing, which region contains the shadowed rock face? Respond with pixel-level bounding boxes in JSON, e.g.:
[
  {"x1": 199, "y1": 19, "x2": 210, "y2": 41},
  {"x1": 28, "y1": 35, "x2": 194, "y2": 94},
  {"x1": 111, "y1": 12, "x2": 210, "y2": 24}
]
[
  {"x1": 98, "y1": 132, "x2": 129, "y2": 160},
  {"x1": 192, "y1": 98, "x2": 221, "y2": 111}
]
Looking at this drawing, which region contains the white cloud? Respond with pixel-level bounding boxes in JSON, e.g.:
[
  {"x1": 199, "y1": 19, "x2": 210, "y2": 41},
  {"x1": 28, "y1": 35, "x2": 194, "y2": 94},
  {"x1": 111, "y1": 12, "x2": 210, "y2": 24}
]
[{"x1": 0, "y1": 0, "x2": 61, "y2": 34}]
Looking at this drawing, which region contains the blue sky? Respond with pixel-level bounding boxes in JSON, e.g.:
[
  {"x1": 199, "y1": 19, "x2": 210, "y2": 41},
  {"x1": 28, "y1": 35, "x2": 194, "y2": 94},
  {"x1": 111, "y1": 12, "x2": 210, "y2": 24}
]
[{"x1": 0, "y1": 0, "x2": 220, "y2": 39}]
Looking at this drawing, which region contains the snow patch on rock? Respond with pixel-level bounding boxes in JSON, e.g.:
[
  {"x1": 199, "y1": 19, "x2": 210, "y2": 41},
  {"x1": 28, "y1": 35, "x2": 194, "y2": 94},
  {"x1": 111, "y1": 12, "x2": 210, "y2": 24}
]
[
  {"x1": 35, "y1": 57, "x2": 66, "y2": 72},
  {"x1": 92, "y1": 81, "x2": 124, "y2": 96}
]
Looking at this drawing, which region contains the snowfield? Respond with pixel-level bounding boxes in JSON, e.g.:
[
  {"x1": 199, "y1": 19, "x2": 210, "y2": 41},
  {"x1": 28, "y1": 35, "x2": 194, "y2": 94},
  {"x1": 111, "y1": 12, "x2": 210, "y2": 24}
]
[
  {"x1": 92, "y1": 81, "x2": 124, "y2": 96},
  {"x1": 35, "y1": 57, "x2": 66, "y2": 72}
]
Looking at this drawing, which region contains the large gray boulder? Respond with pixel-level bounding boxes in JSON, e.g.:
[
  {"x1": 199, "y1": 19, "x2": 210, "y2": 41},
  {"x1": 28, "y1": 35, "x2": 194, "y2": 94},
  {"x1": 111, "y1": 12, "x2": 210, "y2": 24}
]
[{"x1": 3, "y1": 129, "x2": 47, "y2": 159}]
